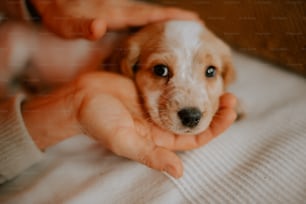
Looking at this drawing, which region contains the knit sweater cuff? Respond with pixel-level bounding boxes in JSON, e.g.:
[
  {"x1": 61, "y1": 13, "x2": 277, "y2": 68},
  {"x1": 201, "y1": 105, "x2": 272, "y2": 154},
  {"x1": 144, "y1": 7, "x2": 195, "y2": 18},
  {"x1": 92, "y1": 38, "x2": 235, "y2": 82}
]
[{"x1": 0, "y1": 94, "x2": 43, "y2": 183}]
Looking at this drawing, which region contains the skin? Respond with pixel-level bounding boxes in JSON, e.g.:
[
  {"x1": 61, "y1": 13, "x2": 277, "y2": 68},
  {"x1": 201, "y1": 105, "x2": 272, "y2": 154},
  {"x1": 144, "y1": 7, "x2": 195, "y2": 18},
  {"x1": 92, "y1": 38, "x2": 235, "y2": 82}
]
[
  {"x1": 30, "y1": 0, "x2": 200, "y2": 40},
  {"x1": 19, "y1": 0, "x2": 237, "y2": 178},
  {"x1": 23, "y1": 72, "x2": 237, "y2": 178}
]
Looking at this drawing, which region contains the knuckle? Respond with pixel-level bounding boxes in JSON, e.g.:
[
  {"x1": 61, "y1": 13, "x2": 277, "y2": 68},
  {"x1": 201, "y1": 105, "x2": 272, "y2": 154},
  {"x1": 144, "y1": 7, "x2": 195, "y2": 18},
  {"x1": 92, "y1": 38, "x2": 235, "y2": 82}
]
[{"x1": 140, "y1": 156, "x2": 153, "y2": 168}]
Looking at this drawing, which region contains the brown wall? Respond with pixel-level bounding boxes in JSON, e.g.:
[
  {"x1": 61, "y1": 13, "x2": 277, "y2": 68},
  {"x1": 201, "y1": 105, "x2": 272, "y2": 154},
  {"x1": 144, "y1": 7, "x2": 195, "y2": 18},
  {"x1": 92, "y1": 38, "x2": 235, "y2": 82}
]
[{"x1": 154, "y1": 0, "x2": 306, "y2": 76}]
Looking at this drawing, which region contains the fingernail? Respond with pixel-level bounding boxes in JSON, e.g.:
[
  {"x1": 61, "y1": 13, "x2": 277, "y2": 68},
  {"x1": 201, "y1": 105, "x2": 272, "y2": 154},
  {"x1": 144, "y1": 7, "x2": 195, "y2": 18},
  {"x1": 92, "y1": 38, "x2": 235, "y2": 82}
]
[
  {"x1": 90, "y1": 19, "x2": 106, "y2": 40},
  {"x1": 165, "y1": 165, "x2": 179, "y2": 178}
]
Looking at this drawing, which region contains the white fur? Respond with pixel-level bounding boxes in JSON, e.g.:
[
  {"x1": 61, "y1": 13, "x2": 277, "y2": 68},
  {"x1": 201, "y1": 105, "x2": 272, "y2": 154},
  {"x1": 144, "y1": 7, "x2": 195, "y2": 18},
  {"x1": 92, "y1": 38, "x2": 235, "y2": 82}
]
[{"x1": 137, "y1": 21, "x2": 225, "y2": 134}]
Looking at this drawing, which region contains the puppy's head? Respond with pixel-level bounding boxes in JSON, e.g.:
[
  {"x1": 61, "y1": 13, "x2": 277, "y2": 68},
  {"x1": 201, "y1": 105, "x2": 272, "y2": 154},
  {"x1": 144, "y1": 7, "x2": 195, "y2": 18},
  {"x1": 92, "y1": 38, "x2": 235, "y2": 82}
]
[{"x1": 120, "y1": 20, "x2": 235, "y2": 135}]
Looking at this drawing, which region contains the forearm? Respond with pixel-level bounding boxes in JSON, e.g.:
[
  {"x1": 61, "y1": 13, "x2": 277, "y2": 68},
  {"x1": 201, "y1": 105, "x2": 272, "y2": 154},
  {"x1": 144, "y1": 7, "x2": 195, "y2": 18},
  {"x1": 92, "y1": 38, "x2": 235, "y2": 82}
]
[
  {"x1": 0, "y1": 78, "x2": 85, "y2": 183},
  {"x1": 0, "y1": 94, "x2": 43, "y2": 183},
  {"x1": 21, "y1": 72, "x2": 136, "y2": 151},
  {"x1": 22, "y1": 84, "x2": 82, "y2": 150}
]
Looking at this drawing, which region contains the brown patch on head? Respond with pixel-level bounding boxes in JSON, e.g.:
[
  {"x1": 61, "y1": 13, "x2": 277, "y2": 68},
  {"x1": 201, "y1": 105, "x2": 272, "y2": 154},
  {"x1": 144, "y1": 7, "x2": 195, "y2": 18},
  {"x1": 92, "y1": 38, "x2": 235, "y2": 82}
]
[
  {"x1": 221, "y1": 54, "x2": 236, "y2": 87},
  {"x1": 119, "y1": 23, "x2": 165, "y2": 78},
  {"x1": 198, "y1": 29, "x2": 236, "y2": 88}
]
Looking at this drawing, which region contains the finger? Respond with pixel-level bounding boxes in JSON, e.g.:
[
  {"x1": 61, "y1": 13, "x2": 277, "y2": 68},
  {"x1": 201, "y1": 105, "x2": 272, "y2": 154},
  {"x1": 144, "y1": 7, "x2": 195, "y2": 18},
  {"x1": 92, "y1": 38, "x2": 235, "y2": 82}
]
[
  {"x1": 110, "y1": 126, "x2": 183, "y2": 178},
  {"x1": 44, "y1": 16, "x2": 107, "y2": 40},
  {"x1": 195, "y1": 106, "x2": 237, "y2": 146},
  {"x1": 152, "y1": 127, "x2": 198, "y2": 151},
  {"x1": 117, "y1": 3, "x2": 200, "y2": 29},
  {"x1": 219, "y1": 92, "x2": 237, "y2": 109},
  {"x1": 90, "y1": 19, "x2": 108, "y2": 40},
  {"x1": 195, "y1": 93, "x2": 237, "y2": 147}
]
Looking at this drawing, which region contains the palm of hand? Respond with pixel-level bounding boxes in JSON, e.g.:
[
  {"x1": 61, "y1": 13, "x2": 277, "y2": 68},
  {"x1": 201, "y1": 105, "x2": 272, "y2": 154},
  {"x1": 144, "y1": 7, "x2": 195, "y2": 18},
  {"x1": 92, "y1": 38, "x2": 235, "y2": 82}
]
[
  {"x1": 76, "y1": 72, "x2": 183, "y2": 177},
  {"x1": 75, "y1": 72, "x2": 236, "y2": 178}
]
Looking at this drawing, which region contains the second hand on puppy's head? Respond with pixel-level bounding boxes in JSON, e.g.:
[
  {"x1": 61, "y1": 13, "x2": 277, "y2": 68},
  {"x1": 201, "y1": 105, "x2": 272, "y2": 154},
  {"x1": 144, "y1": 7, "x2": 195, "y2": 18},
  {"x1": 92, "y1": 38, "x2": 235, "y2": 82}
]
[{"x1": 119, "y1": 20, "x2": 235, "y2": 135}]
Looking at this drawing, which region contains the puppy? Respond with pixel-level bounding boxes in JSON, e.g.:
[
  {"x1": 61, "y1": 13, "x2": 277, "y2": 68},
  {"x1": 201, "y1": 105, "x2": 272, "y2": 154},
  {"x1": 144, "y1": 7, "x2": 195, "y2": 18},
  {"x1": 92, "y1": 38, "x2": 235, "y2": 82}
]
[
  {"x1": 0, "y1": 20, "x2": 234, "y2": 135},
  {"x1": 113, "y1": 20, "x2": 235, "y2": 135}
]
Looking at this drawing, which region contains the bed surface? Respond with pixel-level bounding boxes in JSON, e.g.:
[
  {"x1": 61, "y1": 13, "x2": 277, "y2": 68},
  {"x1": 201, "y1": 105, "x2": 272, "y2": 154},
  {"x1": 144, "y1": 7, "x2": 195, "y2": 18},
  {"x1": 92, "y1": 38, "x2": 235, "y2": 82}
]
[{"x1": 1, "y1": 51, "x2": 306, "y2": 203}]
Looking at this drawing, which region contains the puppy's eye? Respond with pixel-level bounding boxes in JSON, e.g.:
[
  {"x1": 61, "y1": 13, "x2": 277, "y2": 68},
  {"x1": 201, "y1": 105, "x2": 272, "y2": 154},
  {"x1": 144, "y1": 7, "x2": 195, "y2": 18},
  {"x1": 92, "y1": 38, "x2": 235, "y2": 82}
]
[
  {"x1": 153, "y1": 64, "x2": 169, "y2": 77},
  {"x1": 205, "y1": 65, "x2": 217, "y2": 78}
]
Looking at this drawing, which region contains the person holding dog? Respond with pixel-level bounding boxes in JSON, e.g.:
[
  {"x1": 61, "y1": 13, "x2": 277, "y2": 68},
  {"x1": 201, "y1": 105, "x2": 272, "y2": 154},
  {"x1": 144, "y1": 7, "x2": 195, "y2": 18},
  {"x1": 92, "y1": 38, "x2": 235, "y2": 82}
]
[{"x1": 0, "y1": 0, "x2": 237, "y2": 183}]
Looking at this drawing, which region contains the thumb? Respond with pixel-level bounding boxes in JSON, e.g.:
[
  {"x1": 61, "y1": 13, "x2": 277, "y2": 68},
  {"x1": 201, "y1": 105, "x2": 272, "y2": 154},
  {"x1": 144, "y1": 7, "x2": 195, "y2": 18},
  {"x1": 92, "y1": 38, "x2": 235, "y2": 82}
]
[
  {"x1": 44, "y1": 17, "x2": 107, "y2": 40},
  {"x1": 108, "y1": 127, "x2": 184, "y2": 178}
]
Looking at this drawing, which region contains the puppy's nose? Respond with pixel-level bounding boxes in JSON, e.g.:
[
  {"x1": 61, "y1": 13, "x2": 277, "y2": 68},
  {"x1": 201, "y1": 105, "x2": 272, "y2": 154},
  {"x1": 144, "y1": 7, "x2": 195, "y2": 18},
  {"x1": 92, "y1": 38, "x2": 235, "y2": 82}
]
[{"x1": 178, "y1": 107, "x2": 202, "y2": 128}]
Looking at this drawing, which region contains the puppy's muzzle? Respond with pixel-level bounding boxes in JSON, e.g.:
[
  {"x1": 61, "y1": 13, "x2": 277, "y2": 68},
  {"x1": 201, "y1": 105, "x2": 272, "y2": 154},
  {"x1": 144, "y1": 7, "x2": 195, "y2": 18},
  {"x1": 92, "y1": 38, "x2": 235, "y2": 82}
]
[{"x1": 177, "y1": 107, "x2": 202, "y2": 128}]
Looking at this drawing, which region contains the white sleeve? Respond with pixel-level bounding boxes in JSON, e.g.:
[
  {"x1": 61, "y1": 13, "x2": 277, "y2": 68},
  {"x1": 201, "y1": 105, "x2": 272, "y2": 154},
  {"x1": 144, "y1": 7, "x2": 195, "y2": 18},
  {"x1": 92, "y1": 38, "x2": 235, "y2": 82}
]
[{"x1": 0, "y1": 94, "x2": 43, "y2": 184}]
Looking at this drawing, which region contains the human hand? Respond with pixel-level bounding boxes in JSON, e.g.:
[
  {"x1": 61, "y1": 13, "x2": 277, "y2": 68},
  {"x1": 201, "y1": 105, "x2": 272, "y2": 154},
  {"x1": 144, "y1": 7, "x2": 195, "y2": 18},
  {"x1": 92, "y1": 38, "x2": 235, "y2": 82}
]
[
  {"x1": 30, "y1": 0, "x2": 199, "y2": 40},
  {"x1": 74, "y1": 72, "x2": 236, "y2": 177},
  {"x1": 22, "y1": 72, "x2": 236, "y2": 178}
]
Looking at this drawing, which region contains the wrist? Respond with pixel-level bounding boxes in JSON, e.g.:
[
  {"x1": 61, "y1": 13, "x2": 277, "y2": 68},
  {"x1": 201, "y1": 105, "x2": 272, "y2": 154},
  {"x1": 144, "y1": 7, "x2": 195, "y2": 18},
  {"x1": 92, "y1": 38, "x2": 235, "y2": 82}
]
[{"x1": 21, "y1": 86, "x2": 82, "y2": 150}]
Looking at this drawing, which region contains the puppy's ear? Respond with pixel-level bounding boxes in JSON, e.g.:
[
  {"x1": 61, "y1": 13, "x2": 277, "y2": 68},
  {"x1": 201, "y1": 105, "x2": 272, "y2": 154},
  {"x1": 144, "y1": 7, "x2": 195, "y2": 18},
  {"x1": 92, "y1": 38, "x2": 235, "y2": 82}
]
[
  {"x1": 222, "y1": 55, "x2": 236, "y2": 87},
  {"x1": 120, "y1": 40, "x2": 141, "y2": 78}
]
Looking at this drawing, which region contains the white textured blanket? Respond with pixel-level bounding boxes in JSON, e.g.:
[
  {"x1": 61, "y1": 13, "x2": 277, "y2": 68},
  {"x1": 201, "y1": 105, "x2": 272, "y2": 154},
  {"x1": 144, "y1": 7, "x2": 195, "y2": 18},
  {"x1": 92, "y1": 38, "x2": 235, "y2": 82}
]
[{"x1": 1, "y1": 51, "x2": 306, "y2": 204}]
